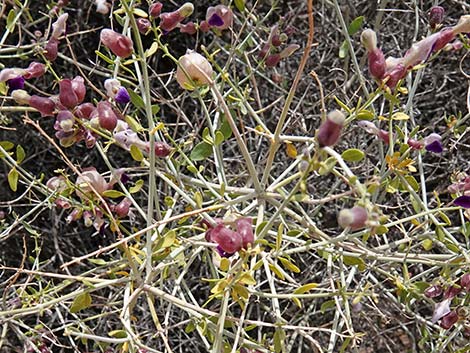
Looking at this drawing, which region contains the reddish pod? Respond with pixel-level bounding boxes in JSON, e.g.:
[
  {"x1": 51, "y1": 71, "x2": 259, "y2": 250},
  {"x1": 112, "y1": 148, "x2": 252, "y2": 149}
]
[
  {"x1": 97, "y1": 101, "x2": 118, "y2": 131},
  {"x1": 317, "y1": 110, "x2": 345, "y2": 147},
  {"x1": 100, "y1": 29, "x2": 134, "y2": 58}
]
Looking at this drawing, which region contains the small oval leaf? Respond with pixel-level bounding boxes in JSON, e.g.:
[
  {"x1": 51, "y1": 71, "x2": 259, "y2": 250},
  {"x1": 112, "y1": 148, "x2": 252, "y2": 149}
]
[{"x1": 342, "y1": 148, "x2": 365, "y2": 162}]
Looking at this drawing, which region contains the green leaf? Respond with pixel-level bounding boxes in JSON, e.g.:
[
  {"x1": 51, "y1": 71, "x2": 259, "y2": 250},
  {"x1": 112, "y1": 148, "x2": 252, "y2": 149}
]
[
  {"x1": 278, "y1": 257, "x2": 300, "y2": 273},
  {"x1": 273, "y1": 327, "x2": 286, "y2": 353},
  {"x1": 145, "y1": 42, "x2": 159, "y2": 58},
  {"x1": 102, "y1": 190, "x2": 126, "y2": 198},
  {"x1": 343, "y1": 255, "x2": 366, "y2": 271},
  {"x1": 341, "y1": 148, "x2": 365, "y2": 162},
  {"x1": 234, "y1": 0, "x2": 245, "y2": 12},
  {"x1": 214, "y1": 131, "x2": 225, "y2": 146},
  {"x1": 129, "y1": 179, "x2": 144, "y2": 193},
  {"x1": 318, "y1": 156, "x2": 337, "y2": 175},
  {"x1": 70, "y1": 292, "x2": 92, "y2": 313},
  {"x1": 190, "y1": 142, "x2": 213, "y2": 161},
  {"x1": 130, "y1": 144, "x2": 144, "y2": 162},
  {"x1": 356, "y1": 110, "x2": 374, "y2": 120},
  {"x1": 16, "y1": 145, "x2": 25, "y2": 164},
  {"x1": 6, "y1": 9, "x2": 16, "y2": 32},
  {"x1": 8, "y1": 167, "x2": 19, "y2": 192},
  {"x1": 339, "y1": 40, "x2": 348, "y2": 59},
  {"x1": 151, "y1": 104, "x2": 160, "y2": 115},
  {"x1": 0, "y1": 141, "x2": 14, "y2": 151},
  {"x1": 320, "y1": 299, "x2": 335, "y2": 313},
  {"x1": 220, "y1": 118, "x2": 233, "y2": 140},
  {"x1": 293, "y1": 283, "x2": 318, "y2": 294},
  {"x1": 125, "y1": 115, "x2": 144, "y2": 132},
  {"x1": 88, "y1": 258, "x2": 107, "y2": 265},
  {"x1": 94, "y1": 50, "x2": 115, "y2": 64},
  {"x1": 347, "y1": 16, "x2": 364, "y2": 35},
  {"x1": 108, "y1": 330, "x2": 128, "y2": 338},
  {"x1": 127, "y1": 89, "x2": 145, "y2": 109}
]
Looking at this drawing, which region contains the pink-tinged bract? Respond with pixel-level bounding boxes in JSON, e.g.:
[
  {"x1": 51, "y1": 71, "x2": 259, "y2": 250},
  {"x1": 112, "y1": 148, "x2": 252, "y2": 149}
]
[
  {"x1": 59, "y1": 79, "x2": 79, "y2": 108},
  {"x1": 97, "y1": 101, "x2": 118, "y2": 131},
  {"x1": 440, "y1": 311, "x2": 458, "y2": 329},
  {"x1": 24, "y1": 62, "x2": 46, "y2": 79},
  {"x1": 211, "y1": 224, "x2": 243, "y2": 254},
  {"x1": 461, "y1": 273, "x2": 470, "y2": 292},
  {"x1": 44, "y1": 38, "x2": 59, "y2": 61},
  {"x1": 368, "y1": 48, "x2": 386, "y2": 79},
  {"x1": 424, "y1": 284, "x2": 443, "y2": 298},
  {"x1": 236, "y1": 217, "x2": 254, "y2": 249},
  {"x1": 317, "y1": 110, "x2": 345, "y2": 147}
]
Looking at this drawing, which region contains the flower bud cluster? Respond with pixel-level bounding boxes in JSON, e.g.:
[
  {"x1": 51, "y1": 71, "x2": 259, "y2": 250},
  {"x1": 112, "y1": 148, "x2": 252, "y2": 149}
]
[
  {"x1": 204, "y1": 217, "x2": 254, "y2": 256},
  {"x1": 258, "y1": 24, "x2": 299, "y2": 67}
]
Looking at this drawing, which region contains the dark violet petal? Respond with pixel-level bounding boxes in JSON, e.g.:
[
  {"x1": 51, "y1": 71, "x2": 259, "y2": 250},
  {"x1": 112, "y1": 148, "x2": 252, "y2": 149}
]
[
  {"x1": 115, "y1": 87, "x2": 130, "y2": 104},
  {"x1": 120, "y1": 173, "x2": 130, "y2": 185},
  {"x1": 454, "y1": 196, "x2": 470, "y2": 208},
  {"x1": 208, "y1": 13, "x2": 224, "y2": 27},
  {"x1": 99, "y1": 223, "x2": 107, "y2": 236},
  {"x1": 7, "y1": 76, "x2": 25, "y2": 91},
  {"x1": 425, "y1": 140, "x2": 443, "y2": 153},
  {"x1": 216, "y1": 245, "x2": 234, "y2": 258}
]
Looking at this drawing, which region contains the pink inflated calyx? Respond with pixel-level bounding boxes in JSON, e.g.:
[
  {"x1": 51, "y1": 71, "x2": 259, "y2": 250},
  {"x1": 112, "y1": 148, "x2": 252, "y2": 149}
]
[
  {"x1": 24, "y1": 62, "x2": 46, "y2": 79},
  {"x1": 137, "y1": 18, "x2": 151, "y2": 34},
  {"x1": 429, "y1": 6, "x2": 445, "y2": 29},
  {"x1": 236, "y1": 217, "x2": 254, "y2": 249},
  {"x1": 115, "y1": 198, "x2": 131, "y2": 218},
  {"x1": 149, "y1": 2, "x2": 163, "y2": 18},
  {"x1": 59, "y1": 79, "x2": 78, "y2": 108},
  {"x1": 211, "y1": 223, "x2": 243, "y2": 254},
  {"x1": 368, "y1": 48, "x2": 386, "y2": 79},
  {"x1": 100, "y1": 29, "x2": 134, "y2": 58},
  {"x1": 97, "y1": 101, "x2": 118, "y2": 131},
  {"x1": 338, "y1": 206, "x2": 368, "y2": 230},
  {"x1": 44, "y1": 37, "x2": 59, "y2": 61},
  {"x1": 30, "y1": 95, "x2": 56, "y2": 116},
  {"x1": 317, "y1": 110, "x2": 345, "y2": 147},
  {"x1": 75, "y1": 103, "x2": 95, "y2": 120}
]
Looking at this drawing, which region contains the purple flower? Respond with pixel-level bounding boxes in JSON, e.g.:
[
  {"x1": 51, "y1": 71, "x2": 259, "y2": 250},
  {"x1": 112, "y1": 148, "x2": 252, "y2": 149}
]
[
  {"x1": 7, "y1": 76, "x2": 25, "y2": 91},
  {"x1": 208, "y1": 13, "x2": 224, "y2": 27},
  {"x1": 424, "y1": 133, "x2": 443, "y2": 153},
  {"x1": 454, "y1": 195, "x2": 470, "y2": 208},
  {"x1": 115, "y1": 87, "x2": 130, "y2": 104},
  {"x1": 216, "y1": 245, "x2": 234, "y2": 258}
]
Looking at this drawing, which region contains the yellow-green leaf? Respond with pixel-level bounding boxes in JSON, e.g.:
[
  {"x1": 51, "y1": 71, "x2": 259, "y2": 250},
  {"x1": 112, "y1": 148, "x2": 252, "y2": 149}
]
[
  {"x1": 278, "y1": 257, "x2": 300, "y2": 273},
  {"x1": 130, "y1": 144, "x2": 144, "y2": 161},
  {"x1": 129, "y1": 179, "x2": 144, "y2": 193},
  {"x1": 239, "y1": 272, "x2": 256, "y2": 286},
  {"x1": 293, "y1": 283, "x2": 318, "y2": 294},
  {"x1": 16, "y1": 145, "x2": 25, "y2": 164},
  {"x1": 286, "y1": 142, "x2": 297, "y2": 158},
  {"x1": 102, "y1": 190, "x2": 126, "y2": 198},
  {"x1": 391, "y1": 112, "x2": 410, "y2": 121},
  {"x1": 70, "y1": 292, "x2": 92, "y2": 313},
  {"x1": 108, "y1": 330, "x2": 128, "y2": 338},
  {"x1": 8, "y1": 167, "x2": 19, "y2": 192},
  {"x1": 342, "y1": 148, "x2": 365, "y2": 162}
]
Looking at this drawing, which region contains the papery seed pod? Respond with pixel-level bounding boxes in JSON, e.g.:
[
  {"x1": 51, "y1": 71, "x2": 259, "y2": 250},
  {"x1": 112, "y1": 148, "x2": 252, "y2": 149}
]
[
  {"x1": 97, "y1": 101, "x2": 118, "y2": 131},
  {"x1": 433, "y1": 28, "x2": 455, "y2": 52},
  {"x1": 30, "y1": 95, "x2": 56, "y2": 116},
  {"x1": 440, "y1": 311, "x2": 459, "y2": 329},
  {"x1": 137, "y1": 18, "x2": 151, "y2": 34},
  {"x1": 100, "y1": 29, "x2": 134, "y2": 58},
  {"x1": 429, "y1": 6, "x2": 445, "y2": 29},
  {"x1": 51, "y1": 13, "x2": 68, "y2": 40},
  {"x1": 180, "y1": 21, "x2": 197, "y2": 35},
  {"x1": 44, "y1": 38, "x2": 59, "y2": 61},
  {"x1": 149, "y1": 2, "x2": 163, "y2": 18},
  {"x1": 59, "y1": 79, "x2": 79, "y2": 108},
  {"x1": 211, "y1": 224, "x2": 243, "y2": 253},
  {"x1": 176, "y1": 51, "x2": 213, "y2": 90},
  {"x1": 46, "y1": 175, "x2": 68, "y2": 192},
  {"x1": 337, "y1": 206, "x2": 368, "y2": 230},
  {"x1": 206, "y1": 5, "x2": 233, "y2": 30},
  {"x1": 76, "y1": 168, "x2": 109, "y2": 197},
  {"x1": 75, "y1": 103, "x2": 95, "y2": 120},
  {"x1": 24, "y1": 62, "x2": 46, "y2": 79},
  {"x1": 236, "y1": 217, "x2": 254, "y2": 249},
  {"x1": 317, "y1": 110, "x2": 345, "y2": 147},
  {"x1": 461, "y1": 273, "x2": 470, "y2": 292},
  {"x1": 424, "y1": 284, "x2": 443, "y2": 298},
  {"x1": 115, "y1": 198, "x2": 131, "y2": 217}
]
